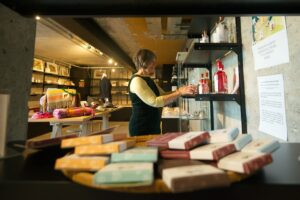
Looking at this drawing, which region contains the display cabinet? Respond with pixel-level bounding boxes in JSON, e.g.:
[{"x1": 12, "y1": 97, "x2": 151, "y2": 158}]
[
  {"x1": 30, "y1": 58, "x2": 75, "y2": 97},
  {"x1": 28, "y1": 57, "x2": 76, "y2": 113},
  {"x1": 89, "y1": 68, "x2": 132, "y2": 106},
  {"x1": 177, "y1": 17, "x2": 247, "y2": 133}
]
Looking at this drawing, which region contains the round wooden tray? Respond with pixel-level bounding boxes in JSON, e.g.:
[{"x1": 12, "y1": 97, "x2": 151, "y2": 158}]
[{"x1": 61, "y1": 135, "x2": 250, "y2": 193}]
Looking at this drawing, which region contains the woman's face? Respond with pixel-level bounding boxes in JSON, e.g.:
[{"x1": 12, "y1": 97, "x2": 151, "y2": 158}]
[{"x1": 145, "y1": 59, "x2": 157, "y2": 76}]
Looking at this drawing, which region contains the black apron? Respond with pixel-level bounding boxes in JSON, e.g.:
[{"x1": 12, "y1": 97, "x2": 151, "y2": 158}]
[{"x1": 128, "y1": 74, "x2": 161, "y2": 136}]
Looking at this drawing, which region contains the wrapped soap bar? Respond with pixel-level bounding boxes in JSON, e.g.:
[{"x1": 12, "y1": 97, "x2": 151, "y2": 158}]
[
  {"x1": 111, "y1": 147, "x2": 158, "y2": 163},
  {"x1": 94, "y1": 162, "x2": 153, "y2": 184},
  {"x1": 162, "y1": 164, "x2": 230, "y2": 193},
  {"x1": 146, "y1": 132, "x2": 184, "y2": 149},
  {"x1": 74, "y1": 140, "x2": 135, "y2": 155},
  {"x1": 61, "y1": 133, "x2": 127, "y2": 148},
  {"x1": 217, "y1": 151, "x2": 273, "y2": 174},
  {"x1": 55, "y1": 154, "x2": 109, "y2": 171},
  {"x1": 160, "y1": 149, "x2": 191, "y2": 160},
  {"x1": 241, "y1": 138, "x2": 280, "y2": 153},
  {"x1": 190, "y1": 143, "x2": 236, "y2": 160},
  {"x1": 160, "y1": 143, "x2": 235, "y2": 161},
  {"x1": 231, "y1": 134, "x2": 252, "y2": 151},
  {"x1": 209, "y1": 127, "x2": 239, "y2": 143},
  {"x1": 26, "y1": 133, "x2": 77, "y2": 149},
  {"x1": 168, "y1": 131, "x2": 210, "y2": 150},
  {"x1": 158, "y1": 159, "x2": 205, "y2": 176}
]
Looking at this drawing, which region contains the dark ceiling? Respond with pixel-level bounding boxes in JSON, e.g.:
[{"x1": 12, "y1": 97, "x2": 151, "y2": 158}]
[
  {"x1": 3, "y1": 0, "x2": 300, "y2": 16},
  {"x1": 3, "y1": 0, "x2": 300, "y2": 71}
]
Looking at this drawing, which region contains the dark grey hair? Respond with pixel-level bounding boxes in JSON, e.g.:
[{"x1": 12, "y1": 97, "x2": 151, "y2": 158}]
[{"x1": 133, "y1": 49, "x2": 157, "y2": 70}]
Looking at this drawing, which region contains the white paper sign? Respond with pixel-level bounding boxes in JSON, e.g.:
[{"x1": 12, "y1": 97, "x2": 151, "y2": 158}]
[
  {"x1": 0, "y1": 93, "x2": 10, "y2": 157},
  {"x1": 257, "y1": 74, "x2": 287, "y2": 141},
  {"x1": 252, "y1": 16, "x2": 289, "y2": 70}
]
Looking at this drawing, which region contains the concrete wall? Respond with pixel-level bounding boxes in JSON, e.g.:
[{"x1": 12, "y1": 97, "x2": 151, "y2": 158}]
[
  {"x1": 0, "y1": 4, "x2": 36, "y2": 141},
  {"x1": 240, "y1": 17, "x2": 300, "y2": 142}
]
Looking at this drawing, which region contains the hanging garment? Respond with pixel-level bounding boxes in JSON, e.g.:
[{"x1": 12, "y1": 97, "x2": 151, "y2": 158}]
[{"x1": 100, "y1": 77, "x2": 112, "y2": 102}]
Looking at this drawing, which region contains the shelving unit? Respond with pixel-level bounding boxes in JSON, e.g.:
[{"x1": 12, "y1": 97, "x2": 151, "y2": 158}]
[
  {"x1": 178, "y1": 17, "x2": 247, "y2": 133},
  {"x1": 31, "y1": 69, "x2": 75, "y2": 96},
  {"x1": 29, "y1": 57, "x2": 76, "y2": 112},
  {"x1": 30, "y1": 57, "x2": 76, "y2": 93}
]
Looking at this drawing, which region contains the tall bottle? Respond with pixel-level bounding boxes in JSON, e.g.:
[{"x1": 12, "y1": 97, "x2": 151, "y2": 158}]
[
  {"x1": 204, "y1": 71, "x2": 211, "y2": 93},
  {"x1": 170, "y1": 65, "x2": 178, "y2": 107},
  {"x1": 198, "y1": 73, "x2": 205, "y2": 94},
  {"x1": 171, "y1": 65, "x2": 178, "y2": 92},
  {"x1": 214, "y1": 60, "x2": 228, "y2": 93},
  {"x1": 198, "y1": 73, "x2": 210, "y2": 94}
]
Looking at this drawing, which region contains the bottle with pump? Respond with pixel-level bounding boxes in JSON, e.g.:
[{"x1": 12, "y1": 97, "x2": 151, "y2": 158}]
[{"x1": 214, "y1": 60, "x2": 228, "y2": 93}]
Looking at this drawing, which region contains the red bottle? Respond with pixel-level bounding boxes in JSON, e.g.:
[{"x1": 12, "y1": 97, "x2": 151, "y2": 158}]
[{"x1": 214, "y1": 60, "x2": 228, "y2": 93}]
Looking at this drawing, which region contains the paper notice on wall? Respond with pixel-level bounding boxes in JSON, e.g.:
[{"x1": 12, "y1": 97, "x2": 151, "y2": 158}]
[
  {"x1": 252, "y1": 16, "x2": 289, "y2": 70},
  {"x1": 257, "y1": 74, "x2": 287, "y2": 141}
]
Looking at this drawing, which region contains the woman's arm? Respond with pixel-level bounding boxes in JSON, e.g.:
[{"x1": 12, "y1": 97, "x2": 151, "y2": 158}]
[
  {"x1": 130, "y1": 77, "x2": 165, "y2": 107},
  {"x1": 130, "y1": 77, "x2": 196, "y2": 107},
  {"x1": 154, "y1": 82, "x2": 166, "y2": 95}
]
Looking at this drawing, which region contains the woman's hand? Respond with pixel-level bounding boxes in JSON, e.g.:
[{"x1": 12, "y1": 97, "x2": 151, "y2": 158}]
[
  {"x1": 162, "y1": 85, "x2": 197, "y2": 106},
  {"x1": 178, "y1": 85, "x2": 197, "y2": 96}
]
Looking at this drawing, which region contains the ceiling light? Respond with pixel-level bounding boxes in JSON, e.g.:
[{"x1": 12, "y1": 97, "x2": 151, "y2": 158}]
[
  {"x1": 99, "y1": 51, "x2": 103, "y2": 55},
  {"x1": 86, "y1": 45, "x2": 91, "y2": 49},
  {"x1": 108, "y1": 59, "x2": 113, "y2": 64},
  {"x1": 114, "y1": 62, "x2": 118, "y2": 66},
  {"x1": 112, "y1": 68, "x2": 115, "y2": 72},
  {"x1": 35, "y1": 16, "x2": 41, "y2": 20}
]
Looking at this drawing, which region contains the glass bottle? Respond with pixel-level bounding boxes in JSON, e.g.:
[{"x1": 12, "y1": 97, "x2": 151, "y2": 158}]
[
  {"x1": 171, "y1": 74, "x2": 178, "y2": 92},
  {"x1": 204, "y1": 71, "x2": 211, "y2": 93},
  {"x1": 170, "y1": 65, "x2": 178, "y2": 107},
  {"x1": 231, "y1": 67, "x2": 239, "y2": 94},
  {"x1": 198, "y1": 73, "x2": 204, "y2": 94},
  {"x1": 214, "y1": 60, "x2": 228, "y2": 93}
]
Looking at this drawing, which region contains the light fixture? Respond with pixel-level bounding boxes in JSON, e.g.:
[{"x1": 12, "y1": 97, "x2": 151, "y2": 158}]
[
  {"x1": 114, "y1": 62, "x2": 118, "y2": 66},
  {"x1": 112, "y1": 68, "x2": 115, "y2": 72},
  {"x1": 35, "y1": 16, "x2": 41, "y2": 20},
  {"x1": 108, "y1": 59, "x2": 113, "y2": 64},
  {"x1": 86, "y1": 44, "x2": 91, "y2": 49},
  {"x1": 99, "y1": 51, "x2": 103, "y2": 55}
]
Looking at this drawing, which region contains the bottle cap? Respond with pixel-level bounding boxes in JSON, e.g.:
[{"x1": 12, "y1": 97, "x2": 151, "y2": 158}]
[{"x1": 217, "y1": 60, "x2": 224, "y2": 70}]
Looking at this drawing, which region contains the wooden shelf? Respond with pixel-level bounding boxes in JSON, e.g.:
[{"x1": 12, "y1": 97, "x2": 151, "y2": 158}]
[
  {"x1": 183, "y1": 42, "x2": 242, "y2": 66},
  {"x1": 90, "y1": 78, "x2": 130, "y2": 80},
  {"x1": 44, "y1": 73, "x2": 70, "y2": 78},
  {"x1": 32, "y1": 70, "x2": 44, "y2": 74},
  {"x1": 195, "y1": 94, "x2": 240, "y2": 103},
  {"x1": 44, "y1": 83, "x2": 75, "y2": 87},
  {"x1": 31, "y1": 82, "x2": 43, "y2": 85}
]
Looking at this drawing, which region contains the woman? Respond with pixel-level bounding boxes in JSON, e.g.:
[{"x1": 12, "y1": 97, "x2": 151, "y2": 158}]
[{"x1": 128, "y1": 49, "x2": 196, "y2": 136}]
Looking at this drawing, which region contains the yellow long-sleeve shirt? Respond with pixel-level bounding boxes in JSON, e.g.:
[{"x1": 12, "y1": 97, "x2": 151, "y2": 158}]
[{"x1": 129, "y1": 75, "x2": 166, "y2": 108}]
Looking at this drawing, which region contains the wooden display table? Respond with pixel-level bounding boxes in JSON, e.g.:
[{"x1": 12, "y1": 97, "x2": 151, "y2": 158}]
[
  {"x1": 0, "y1": 143, "x2": 300, "y2": 200},
  {"x1": 28, "y1": 107, "x2": 122, "y2": 138}
]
